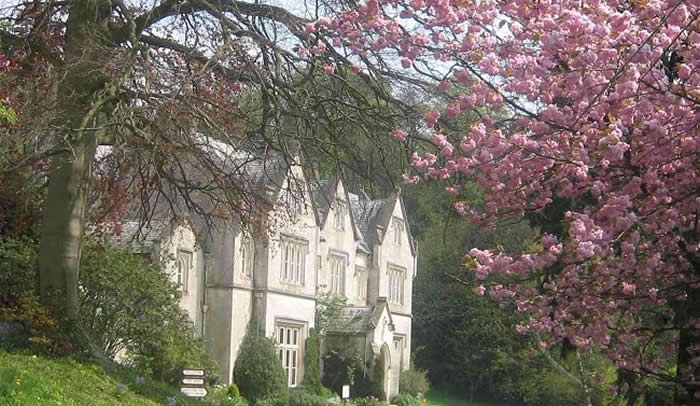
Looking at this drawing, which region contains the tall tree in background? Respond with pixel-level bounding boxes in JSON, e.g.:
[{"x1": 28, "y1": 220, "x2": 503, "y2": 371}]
[
  {"x1": 321, "y1": 0, "x2": 699, "y2": 403},
  {"x1": 0, "y1": 0, "x2": 419, "y2": 328}
]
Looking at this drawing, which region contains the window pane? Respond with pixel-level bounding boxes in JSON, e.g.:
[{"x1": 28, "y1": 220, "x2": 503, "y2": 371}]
[{"x1": 292, "y1": 329, "x2": 297, "y2": 345}]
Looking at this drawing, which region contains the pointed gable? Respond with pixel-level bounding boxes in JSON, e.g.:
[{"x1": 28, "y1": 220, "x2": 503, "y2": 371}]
[
  {"x1": 312, "y1": 170, "x2": 362, "y2": 244},
  {"x1": 348, "y1": 192, "x2": 416, "y2": 257}
]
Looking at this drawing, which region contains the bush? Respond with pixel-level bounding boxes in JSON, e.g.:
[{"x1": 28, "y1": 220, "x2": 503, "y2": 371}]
[
  {"x1": 254, "y1": 388, "x2": 329, "y2": 406},
  {"x1": 352, "y1": 397, "x2": 389, "y2": 406},
  {"x1": 302, "y1": 329, "x2": 322, "y2": 394},
  {"x1": 0, "y1": 295, "x2": 72, "y2": 356},
  {"x1": 79, "y1": 238, "x2": 214, "y2": 384},
  {"x1": 233, "y1": 323, "x2": 286, "y2": 403},
  {"x1": 322, "y1": 350, "x2": 384, "y2": 399},
  {"x1": 211, "y1": 384, "x2": 249, "y2": 406},
  {"x1": 0, "y1": 237, "x2": 72, "y2": 355},
  {"x1": 391, "y1": 393, "x2": 421, "y2": 406},
  {"x1": 0, "y1": 236, "x2": 215, "y2": 383},
  {"x1": 398, "y1": 365, "x2": 430, "y2": 397},
  {"x1": 228, "y1": 383, "x2": 241, "y2": 398}
]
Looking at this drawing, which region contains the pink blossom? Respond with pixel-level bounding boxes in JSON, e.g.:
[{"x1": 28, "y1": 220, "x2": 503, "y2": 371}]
[
  {"x1": 323, "y1": 64, "x2": 335, "y2": 75},
  {"x1": 393, "y1": 129, "x2": 407, "y2": 141},
  {"x1": 424, "y1": 110, "x2": 441, "y2": 127},
  {"x1": 622, "y1": 282, "x2": 636, "y2": 296},
  {"x1": 402, "y1": 174, "x2": 419, "y2": 185}
]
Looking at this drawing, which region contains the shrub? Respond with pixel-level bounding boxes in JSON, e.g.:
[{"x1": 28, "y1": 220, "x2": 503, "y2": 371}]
[
  {"x1": 352, "y1": 397, "x2": 389, "y2": 406},
  {"x1": 254, "y1": 389, "x2": 328, "y2": 406},
  {"x1": 0, "y1": 295, "x2": 72, "y2": 356},
  {"x1": 0, "y1": 236, "x2": 215, "y2": 382},
  {"x1": 233, "y1": 323, "x2": 286, "y2": 403},
  {"x1": 322, "y1": 350, "x2": 381, "y2": 398},
  {"x1": 228, "y1": 383, "x2": 241, "y2": 398},
  {"x1": 79, "y1": 238, "x2": 214, "y2": 384},
  {"x1": 398, "y1": 365, "x2": 430, "y2": 397},
  {"x1": 301, "y1": 329, "x2": 322, "y2": 394},
  {"x1": 318, "y1": 386, "x2": 335, "y2": 399},
  {"x1": 0, "y1": 237, "x2": 72, "y2": 355},
  {"x1": 391, "y1": 393, "x2": 421, "y2": 406},
  {"x1": 211, "y1": 384, "x2": 249, "y2": 406}
]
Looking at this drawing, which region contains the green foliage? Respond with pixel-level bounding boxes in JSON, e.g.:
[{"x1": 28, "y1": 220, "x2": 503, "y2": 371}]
[
  {"x1": 301, "y1": 329, "x2": 322, "y2": 394},
  {"x1": 211, "y1": 384, "x2": 249, "y2": 406},
  {"x1": 0, "y1": 101, "x2": 16, "y2": 124},
  {"x1": 228, "y1": 383, "x2": 241, "y2": 398},
  {"x1": 0, "y1": 295, "x2": 72, "y2": 356},
  {"x1": 318, "y1": 386, "x2": 336, "y2": 399},
  {"x1": 0, "y1": 236, "x2": 214, "y2": 383},
  {"x1": 78, "y1": 238, "x2": 214, "y2": 384},
  {"x1": 252, "y1": 388, "x2": 329, "y2": 406},
  {"x1": 351, "y1": 397, "x2": 389, "y2": 406},
  {"x1": 315, "y1": 291, "x2": 348, "y2": 335},
  {"x1": 322, "y1": 350, "x2": 382, "y2": 399},
  {"x1": 0, "y1": 237, "x2": 71, "y2": 355},
  {"x1": 399, "y1": 365, "x2": 430, "y2": 397},
  {"x1": 233, "y1": 323, "x2": 286, "y2": 403},
  {"x1": 0, "y1": 350, "x2": 205, "y2": 405},
  {"x1": 0, "y1": 236, "x2": 38, "y2": 305},
  {"x1": 391, "y1": 393, "x2": 422, "y2": 406}
]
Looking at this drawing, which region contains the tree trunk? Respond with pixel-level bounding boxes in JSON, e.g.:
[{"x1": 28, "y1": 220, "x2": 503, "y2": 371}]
[
  {"x1": 38, "y1": 133, "x2": 96, "y2": 320},
  {"x1": 37, "y1": 0, "x2": 110, "y2": 323}
]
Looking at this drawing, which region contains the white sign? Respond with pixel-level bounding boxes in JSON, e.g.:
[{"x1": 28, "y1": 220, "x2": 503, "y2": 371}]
[
  {"x1": 181, "y1": 387, "x2": 208, "y2": 397},
  {"x1": 342, "y1": 385, "x2": 350, "y2": 399},
  {"x1": 182, "y1": 378, "x2": 205, "y2": 385},
  {"x1": 182, "y1": 369, "x2": 205, "y2": 377}
]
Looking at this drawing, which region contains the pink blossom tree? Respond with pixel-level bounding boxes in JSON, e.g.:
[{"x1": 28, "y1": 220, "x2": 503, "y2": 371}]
[{"x1": 314, "y1": 0, "x2": 699, "y2": 402}]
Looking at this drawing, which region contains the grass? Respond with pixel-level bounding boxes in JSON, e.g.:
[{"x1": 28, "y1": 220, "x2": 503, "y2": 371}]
[
  {"x1": 425, "y1": 390, "x2": 499, "y2": 406},
  {"x1": 0, "y1": 350, "x2": 206, "y2": 405}
]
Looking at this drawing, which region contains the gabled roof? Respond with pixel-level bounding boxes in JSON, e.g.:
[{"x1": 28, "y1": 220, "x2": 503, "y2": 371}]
[
  {"x1": 349, "y1": 192, "x2": 416, "y2": 257},
  {"x1": 348, "y1": 193, "x2": 386, "y2": 253},
  {"x1": 326, "y1": 298, "x2": 395, "y2": 335},
  {"x1": 326, "y1": 306, "x2": 374, "y2": 334},
  {"x1": 311, "y1": 171, "x2": 364, "y2": 250}
]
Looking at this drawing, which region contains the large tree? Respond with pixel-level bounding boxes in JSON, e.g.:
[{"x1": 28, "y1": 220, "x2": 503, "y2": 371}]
[
  {"x1": 319, "y1": 0, "x2": 699, "y2": 404},
  {"x1": 0, "y1": 0, "x2": 418, "y2": 328}
]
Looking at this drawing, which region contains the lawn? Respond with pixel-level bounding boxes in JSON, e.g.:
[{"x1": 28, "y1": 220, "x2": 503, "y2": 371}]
[
  {"x1": 425, "y1": 390, "x2": 499, "y2": 406},
  {"x1": 0, "y1": 350, "x2": 205, "y2": 406}
]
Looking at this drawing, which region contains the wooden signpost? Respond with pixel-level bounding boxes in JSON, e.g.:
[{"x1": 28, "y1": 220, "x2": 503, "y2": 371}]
[{"x1": 181, "y1": 368, "x2": 207, "y2": 398}]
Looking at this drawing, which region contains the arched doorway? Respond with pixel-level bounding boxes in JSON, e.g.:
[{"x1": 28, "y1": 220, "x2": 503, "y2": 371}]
[{"x1": 380, "y1": 343, "x2": 391, "y2": 401}]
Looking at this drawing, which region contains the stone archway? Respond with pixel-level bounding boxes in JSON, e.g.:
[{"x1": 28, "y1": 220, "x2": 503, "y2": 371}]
[{"x1": 380, "y1": 343, "x2": 392, "y2": 401}]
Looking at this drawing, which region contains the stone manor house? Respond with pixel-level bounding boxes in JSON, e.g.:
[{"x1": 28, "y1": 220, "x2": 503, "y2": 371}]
[{"x1": 112, "y1": 153, "x2": 417, "y2": 399}]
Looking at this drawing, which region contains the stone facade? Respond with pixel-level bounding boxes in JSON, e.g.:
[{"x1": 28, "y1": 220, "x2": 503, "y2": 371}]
[{"x1": 113, "y1": 162, "x2": 417, "y2": 400}]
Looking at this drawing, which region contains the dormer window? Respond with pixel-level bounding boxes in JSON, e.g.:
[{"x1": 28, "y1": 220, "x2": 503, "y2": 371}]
[
  {"x1": 335, "y1": 201, "x2": 346, "y2": 230},
  {"x1": 392, "y1": 217, "x2": 403, "y2": 246}
]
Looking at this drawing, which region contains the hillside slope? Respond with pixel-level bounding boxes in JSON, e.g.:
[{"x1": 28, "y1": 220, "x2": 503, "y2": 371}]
[{"x1": 0, "y1": 351, "x2": 202, "y2": 405}]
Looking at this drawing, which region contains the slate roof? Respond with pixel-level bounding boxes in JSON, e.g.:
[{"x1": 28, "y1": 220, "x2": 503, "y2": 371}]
[
  {"x1": 348, "y1": 193, "x2": 387, "y2": 252},
  {"x1": 327, "y1": 306, "x2": 374, "y2": 334},
  {"x1": 89, "y1": 220, "x2": 170, "y2": 253},
  {"x1": 326, "y1": 299, "x2": 395, "y2": 335}
]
